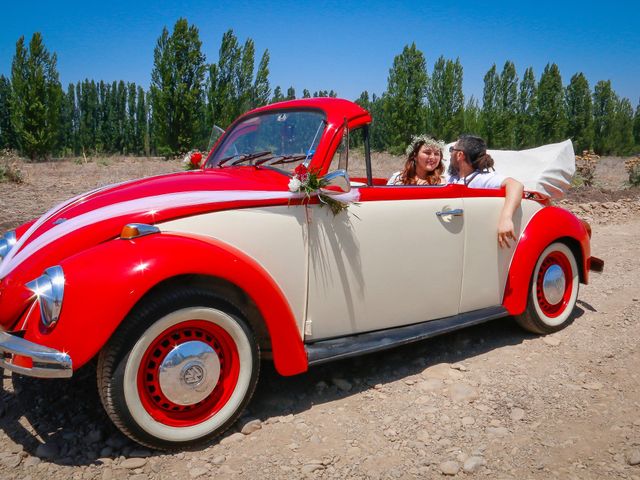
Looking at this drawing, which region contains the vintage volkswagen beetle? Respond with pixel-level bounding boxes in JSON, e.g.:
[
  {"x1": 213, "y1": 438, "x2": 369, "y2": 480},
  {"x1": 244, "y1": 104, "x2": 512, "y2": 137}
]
[{"x1": 0, "y1": 98, "x2": 601, "y2": 449}]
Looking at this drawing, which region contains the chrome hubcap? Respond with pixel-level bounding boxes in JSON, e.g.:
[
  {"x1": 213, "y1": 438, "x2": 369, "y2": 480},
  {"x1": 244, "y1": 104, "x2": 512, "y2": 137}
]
[
  {"x1": 542, "y1": 264, "x2": 566, "y2": 305},
  {"x1": 158, "y1": 340, "x2": 221, "y2": 405}
]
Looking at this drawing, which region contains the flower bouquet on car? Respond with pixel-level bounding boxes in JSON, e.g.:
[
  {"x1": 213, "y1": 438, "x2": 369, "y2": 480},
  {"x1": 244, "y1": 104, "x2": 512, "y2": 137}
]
[{"x1": 288, "y1": 164, "x2": 350, "y2": 215}]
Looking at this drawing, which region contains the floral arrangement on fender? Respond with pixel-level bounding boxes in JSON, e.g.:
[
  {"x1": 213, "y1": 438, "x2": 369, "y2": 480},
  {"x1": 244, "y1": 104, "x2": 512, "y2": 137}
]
[
  {"x1": 288, "y1": 164, "x2": 349, "y2": 215},
  {"x1": 183, "y1": 150, "x2": 203, "y2": 170}
]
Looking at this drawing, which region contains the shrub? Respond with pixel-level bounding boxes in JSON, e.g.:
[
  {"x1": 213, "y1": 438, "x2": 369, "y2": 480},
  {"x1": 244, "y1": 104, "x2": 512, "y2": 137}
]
[
  {"x1": 0, "y1": 149, "x2": 24, "y2": 184},
  {"x1": 574, "y1": 150, "x2": 599, "y2": 187},
  {"x1": 625, "y1": 156, "x2": 640, "y2": 187}
]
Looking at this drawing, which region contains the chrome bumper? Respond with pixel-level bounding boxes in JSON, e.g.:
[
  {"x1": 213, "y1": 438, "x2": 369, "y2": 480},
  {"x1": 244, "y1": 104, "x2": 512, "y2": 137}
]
[{"x1": 0, "y1": 331, "x2": 72, "y2": 378}]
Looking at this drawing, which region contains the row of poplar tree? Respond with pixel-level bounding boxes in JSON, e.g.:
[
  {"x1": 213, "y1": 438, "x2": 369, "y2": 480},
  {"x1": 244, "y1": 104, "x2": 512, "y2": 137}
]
[
  {"x1": 358, "y1": 43, "x2": 640, "y2": 155},
  {"x1": 0, "y1": 19, "x2": 638, "y2": 160}
]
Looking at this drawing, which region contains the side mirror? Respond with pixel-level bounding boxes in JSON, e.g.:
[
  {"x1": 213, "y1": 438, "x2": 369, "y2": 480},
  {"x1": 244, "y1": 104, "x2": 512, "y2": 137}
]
[{"x1": 320, "y1": 169, "x2": 351, "y2": 195}]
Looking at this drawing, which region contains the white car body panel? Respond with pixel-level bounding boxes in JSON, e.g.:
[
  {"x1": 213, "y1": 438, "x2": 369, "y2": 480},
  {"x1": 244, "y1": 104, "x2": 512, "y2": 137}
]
[
  {"x1": 459, "y1": 198, "x2": 543, "y2": 312},
  {"x1": 305, "y1": 196, "x2": 464, "y2": 340},
  {"x1": 158, "y1": 207, "x2": 309, "y2": 336}
]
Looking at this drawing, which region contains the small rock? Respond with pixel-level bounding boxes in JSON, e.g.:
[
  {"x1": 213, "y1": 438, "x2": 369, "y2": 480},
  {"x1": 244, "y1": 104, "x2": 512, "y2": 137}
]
[
  {"x1": 220, "y1": 432, "x2": 244, "y2": 445},
  {"x1": 0, "y1": 454, "x2": 22, "y2": 468},
  {"x1": 212, "y1": 455, "x2": 226, "y2": 465},
  {"x1": 99, "y1": 446, "x2": 113, "y2": 457},
  {"x1": 24, "y1": 456, "x2": 41, "y2": 467},
  {"x1": 189, "y1": 467, "x2": 208, "y2": 478},
  {"x1": 332, "y1": 378, "x2": 353, "y2": 392},
  {"x1": 542, "y1": 336, "x2": 561, "y2": 346},
  {"x1": 439, "y1": 460, "x2": 460, "y2": 475},
  {"x1": 120, "y1": 457, "x2": 147, "y2": 469},
  {"x1": 486, "y1": 426, "x2": 509, "y2": 437},
  {"x1": 463, "y1": 456, "x2": 486, "y2": 473},
  {"x1": 129, "y1": 449, "x2": 152, "y2": 458},
  {"x1": 451, "y1": 363, "x2": 468, "y2": 371},
  {"x1": 240, "y1": 419, "x2": 262, "y2": 435},
  {"x1": 302, "y1": 461, "x2": 325, "y2": 474},
  {"x1": 583, "y1": 382, "x2": 603, "y2": 390},
  {"x1": 449, "y1": 383, "x2": 479, "y2": 403},
  {"x1": 510, "y1": 408, "x2": 525, "y2": 421},
  {"x1": 461, "y1": 416, "x2": 476, "y2": 426},
  {"x1": 106, "y1": 434, "x2": 128, "y2": 450},
  {"x1": 86, "y1": 429, "x2": 104, "y2": 444},
  {"x1": 627, "y1": 449, "x2": 640, "y2": 466},
  {"x1": 417, "y1": 378, "x2": 443, "y2": 392},
  {"x1": 35, "y1": 443, "x2": 59, "y2": 459}
]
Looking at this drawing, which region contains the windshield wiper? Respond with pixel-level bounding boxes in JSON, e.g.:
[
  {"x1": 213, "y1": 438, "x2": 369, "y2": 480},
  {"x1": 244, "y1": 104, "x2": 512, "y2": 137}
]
[
  {"x1": 218, "y1": 150, "x2": 272, "y2": 167},
  {"x1": 258, "y1": 154, "x2": 308, "y2": 167}
]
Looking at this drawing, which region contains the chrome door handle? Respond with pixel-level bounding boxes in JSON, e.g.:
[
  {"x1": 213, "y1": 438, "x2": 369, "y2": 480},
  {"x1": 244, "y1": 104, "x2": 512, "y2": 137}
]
[{"x1": 436, "y1": 208, "x2": 464, "y2": 217}]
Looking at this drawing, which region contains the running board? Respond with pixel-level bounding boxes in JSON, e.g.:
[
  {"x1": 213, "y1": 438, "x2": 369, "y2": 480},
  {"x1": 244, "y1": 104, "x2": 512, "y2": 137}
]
[{"x1": 306, "y1": 305, "x2": 509, "y2": 366}]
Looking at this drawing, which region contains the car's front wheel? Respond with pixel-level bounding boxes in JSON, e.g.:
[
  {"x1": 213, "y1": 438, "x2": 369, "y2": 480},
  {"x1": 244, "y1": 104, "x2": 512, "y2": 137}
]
[
  {"x1": 515, "y1": 242, "x2": 579, "y2": 334},
  {"x1": 97, "y1": 288, "x2": 259, "y2": 450}
]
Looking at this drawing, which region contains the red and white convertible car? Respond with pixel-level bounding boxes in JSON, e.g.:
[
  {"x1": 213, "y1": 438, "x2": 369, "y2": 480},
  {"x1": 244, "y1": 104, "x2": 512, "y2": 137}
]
[{"x1": 0, "y1": 98, "x2": 602, "y2": 449}]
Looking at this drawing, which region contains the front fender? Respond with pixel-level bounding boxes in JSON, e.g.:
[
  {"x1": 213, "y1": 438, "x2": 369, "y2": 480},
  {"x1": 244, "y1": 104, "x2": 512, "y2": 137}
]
[
  {"x1": 502, "y1": 206, "x2": 590, "y2": 316},
  {"x1": 21, "y1": 233, "x2": 308, "y2": 376}
]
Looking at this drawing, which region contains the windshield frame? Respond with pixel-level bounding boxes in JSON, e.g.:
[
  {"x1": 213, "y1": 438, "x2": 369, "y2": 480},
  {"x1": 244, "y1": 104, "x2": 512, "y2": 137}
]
[{"x1": 204, "y1": 107, "x2": 328, "y2": 172}]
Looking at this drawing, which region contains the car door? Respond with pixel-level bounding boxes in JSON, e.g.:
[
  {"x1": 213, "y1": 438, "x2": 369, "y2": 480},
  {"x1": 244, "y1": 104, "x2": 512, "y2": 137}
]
[
  {"x1": 458, "y1": 190, "x2": 542, "y2": 312},
  {"x1": 304, "y1": 184, "x2": 466, "y2": 341}
]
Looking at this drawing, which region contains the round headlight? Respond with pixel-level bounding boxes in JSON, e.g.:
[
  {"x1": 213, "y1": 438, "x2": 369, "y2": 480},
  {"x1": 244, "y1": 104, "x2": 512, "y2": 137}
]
[
  {"x1": 26, "y1": 266, "x2": 65, "y2": 329},
  {"x1": 0, "y1": 230, "x2": 17, "y2": 260},
  {"x1": 0, "y1": 238, "x2": 8, "y2": 259}
]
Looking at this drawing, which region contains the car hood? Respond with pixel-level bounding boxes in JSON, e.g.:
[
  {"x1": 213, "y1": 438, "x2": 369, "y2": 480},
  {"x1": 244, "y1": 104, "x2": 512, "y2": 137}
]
[{"x1": 0, "y1": 167, "x2": 291, "y2": 327}]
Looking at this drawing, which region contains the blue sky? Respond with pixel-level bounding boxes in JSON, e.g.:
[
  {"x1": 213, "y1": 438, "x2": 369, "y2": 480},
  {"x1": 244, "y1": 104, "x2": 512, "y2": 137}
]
[{"x1": 1, "y1": 0, "x2": 638, "y2": 106}]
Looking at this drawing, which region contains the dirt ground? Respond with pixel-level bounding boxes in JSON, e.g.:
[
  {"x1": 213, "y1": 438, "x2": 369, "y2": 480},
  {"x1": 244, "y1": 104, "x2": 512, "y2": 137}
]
[{"x1": 0, "y1": 156, "x2": 639, "y2": 479}]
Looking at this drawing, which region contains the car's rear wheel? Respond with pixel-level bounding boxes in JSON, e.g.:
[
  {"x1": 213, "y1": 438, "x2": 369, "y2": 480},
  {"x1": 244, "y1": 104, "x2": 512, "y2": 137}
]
[
  {"x1": 515, "y1": 242, "x2": 579, "y2": 334},
  {"x1": 97, "y1": 288, "x2": 259, "y2": 450}
]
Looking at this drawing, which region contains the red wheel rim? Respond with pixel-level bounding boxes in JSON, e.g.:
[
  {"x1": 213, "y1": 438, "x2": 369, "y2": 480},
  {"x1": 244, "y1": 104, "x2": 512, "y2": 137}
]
[
  {"x1": 535, "y1": 251, "x2": 573, "y2": 318},
  {"x1": 136, "y1": 320, "x2": 240, "y2": 427}
]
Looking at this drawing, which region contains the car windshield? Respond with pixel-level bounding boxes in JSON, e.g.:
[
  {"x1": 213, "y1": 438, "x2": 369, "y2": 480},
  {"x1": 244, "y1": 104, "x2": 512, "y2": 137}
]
[{"x1": 206, "y1": 110, "x2": 327, "y2": 173}]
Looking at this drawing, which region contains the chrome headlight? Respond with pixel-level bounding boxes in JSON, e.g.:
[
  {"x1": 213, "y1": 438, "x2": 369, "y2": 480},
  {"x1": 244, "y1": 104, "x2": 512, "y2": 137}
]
[
  {"x1": 26, "y1": 266, "x2": 65, "y2": 329},
  {"x1": 0, "y1": 230, "x2": 17, "y2": 260}
]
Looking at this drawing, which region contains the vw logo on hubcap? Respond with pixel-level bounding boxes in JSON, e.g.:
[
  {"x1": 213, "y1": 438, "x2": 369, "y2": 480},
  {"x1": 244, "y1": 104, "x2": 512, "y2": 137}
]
[
  {"x1": 182, "y1": 362, "x2": 205, "y2": 386},
  {"x1": 158, "y1": 340, "x2": 221, "y2": 405}
]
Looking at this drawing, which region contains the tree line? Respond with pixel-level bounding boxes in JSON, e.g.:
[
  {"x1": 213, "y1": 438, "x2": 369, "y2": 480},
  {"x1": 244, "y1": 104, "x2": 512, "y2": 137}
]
[
  {"x1": 0, "y1": 22, "x2": 638, "y2": 161},
  {"x1": 357, "y1": 43, "x2": 640, "y2": 155}
]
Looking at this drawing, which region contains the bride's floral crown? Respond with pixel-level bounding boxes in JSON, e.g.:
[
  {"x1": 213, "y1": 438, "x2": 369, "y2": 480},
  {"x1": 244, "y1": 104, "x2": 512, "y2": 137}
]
[{"x1": 405, "y1": 134, "x2": 446, "y2": 157}]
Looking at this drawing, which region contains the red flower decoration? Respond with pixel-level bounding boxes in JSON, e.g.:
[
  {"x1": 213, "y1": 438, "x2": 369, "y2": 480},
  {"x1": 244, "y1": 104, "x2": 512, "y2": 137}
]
[
  {"x1": 190, "y1": 151, "x2": 203, "y2": 166},
  {"x1": 294, "y1": 164, "x2": 308, "y2": 176}
]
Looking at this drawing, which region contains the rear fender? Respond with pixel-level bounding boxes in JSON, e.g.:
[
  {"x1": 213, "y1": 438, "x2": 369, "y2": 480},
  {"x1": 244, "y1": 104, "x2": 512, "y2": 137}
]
[
  {"x1": 502, "y1": 207, "x2": 590, "y2": 316},
  {"x1": 21, "y1": 233, "x2": 307, "y2": 376}
]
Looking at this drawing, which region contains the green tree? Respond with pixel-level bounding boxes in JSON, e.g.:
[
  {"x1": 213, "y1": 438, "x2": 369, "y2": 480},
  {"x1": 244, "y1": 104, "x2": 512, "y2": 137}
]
[
  {"x1": 125, "y1": 82, "x2": 137, "y2": 154},
  {"x1": 516, "y1": 67, "x2": 537, "y2": 148},
  {"x1": 59, "y1": 83, "x2": 77, "y2": 155},
  {"x1": 613, "y1": 97, "x2": 634, "y2": 155},
  {"x1": 383, "y1": 43, "x2": 428, "y2": 153},
  {"x1": 565, "y1": 73, "x2": 593, "y2": 153},
  {"x1": 135, "y1": 85, "x2": 148, "y2": 155},
  {"x1": 208, "y1": 29, "x2": 240, "y2": 130},
  {"x1": 151, "y1": 18, "x2": 206, "y2": 155},
  {"x1": 633, "y1": 99, "x2": 640, "y2": 149},
  {"x1": 285, "y1": 86, "x2": 296, "y2": 100},
  {"x1": 302, "y1": 89, "x2": 311, "y2": 99},
  {"x1": 463, "y1": 96, "x2": 481, "y2": 135},
  {"x1": 10, "y1": 33, "x2": 62, "y2": 160},
  {"x1": 0, "y1": 75, "x2": 16, "y2": 149},
  {"x1": 252, "y1": 49, "x2": 270, "y2": 108},
  {"x1": 535, "y1": 63, "x2": 566, "y2": 144},
  {"x1": 593, "y1": 80, "x2": 617, "y2": 154},
  {"x1": 237, "y1": 39, "x2": 255, "y2": 115},
  {"x1": 77, "y1": 79, "x2": 99, "y2": 153},
  {"x1": 271, "y1": 86, "x2": 284, "y2": 103},
  {"x1": 427, "y1": 56, "x2": 464, "y2": 141},
  {"x1": 494, "y1": 61, "x2": 518, "y2": 148},
  {"x1": 480, "y1": 64, "x2": 499, "y2": 147}
]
